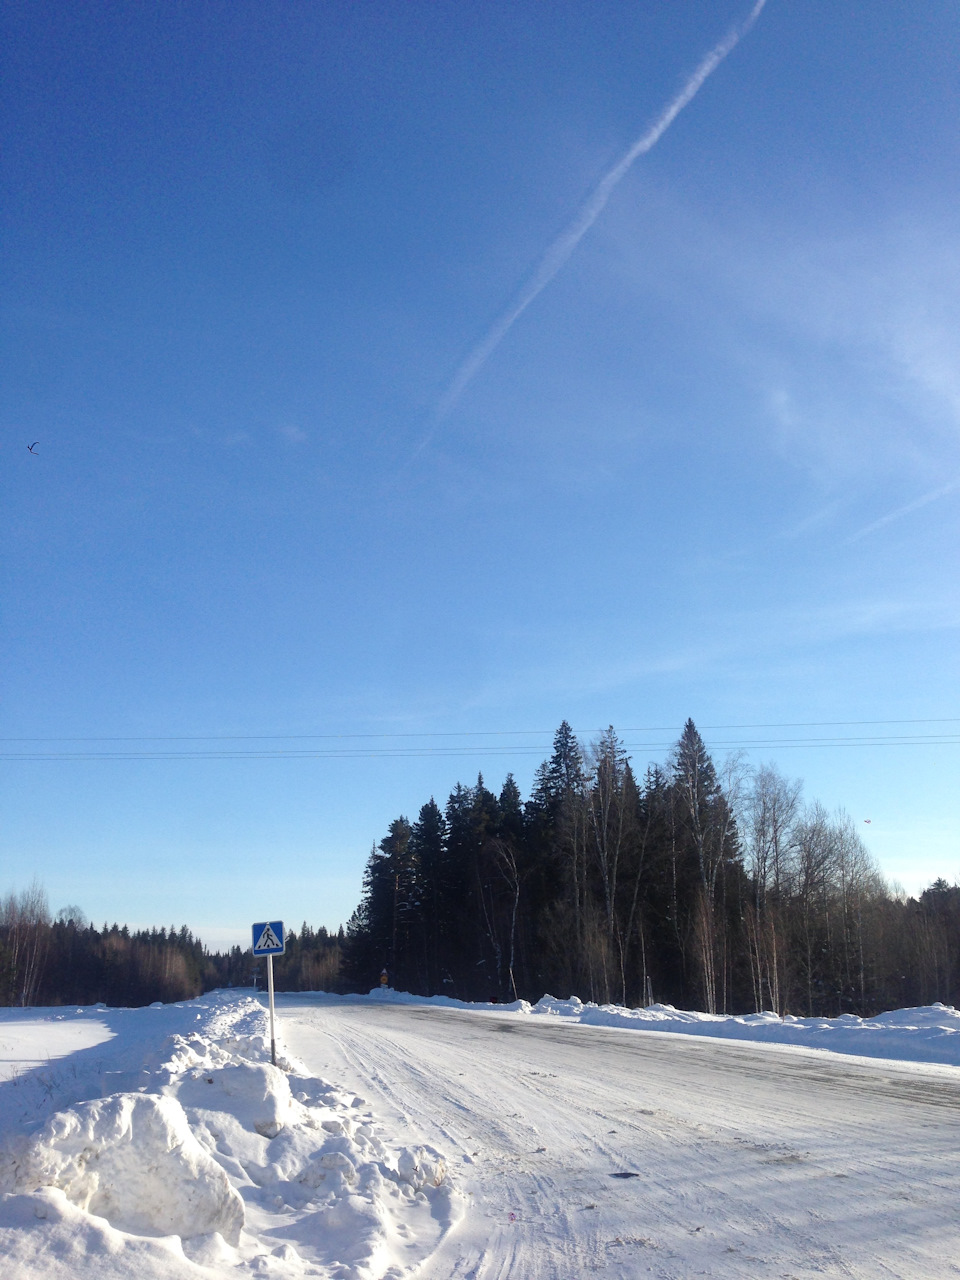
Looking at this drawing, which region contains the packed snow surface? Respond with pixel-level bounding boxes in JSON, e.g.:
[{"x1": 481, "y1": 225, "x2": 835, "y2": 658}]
[
  {"x1": 2, "y1": 990, "x2": 960, "y2": 1277},
  {"x1": 281, "y1": 992, "x2": 960, "y2": 1278}
]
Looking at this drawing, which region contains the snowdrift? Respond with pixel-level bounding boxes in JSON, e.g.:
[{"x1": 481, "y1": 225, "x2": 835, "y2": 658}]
[
  {"x1": 527, "y1": 995, "x2": 960, "y2": 1065},
  {"x1": 334, "y1": 986, "x2": 960, "y2": 1068},
  {"x1": 9, "y1": 1091, "x2": 245, "y2": 1244},
  {"x1": 0, "y1": 993, "x2": 462, "y2": 1279}
]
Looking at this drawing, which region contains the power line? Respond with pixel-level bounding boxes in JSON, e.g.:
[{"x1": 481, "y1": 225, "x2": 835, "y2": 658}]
[
  {"x1": 1, "y1": 717, "x2": 958, "y2": 744},
  {"x1": 2, "y1": 733, "x2": 958, "y2": 761}
]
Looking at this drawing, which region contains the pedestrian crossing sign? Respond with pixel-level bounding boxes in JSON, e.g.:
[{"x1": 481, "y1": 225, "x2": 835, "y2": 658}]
[{"x1": 252, "y1": 921, "x2": 285, "y2": 955}]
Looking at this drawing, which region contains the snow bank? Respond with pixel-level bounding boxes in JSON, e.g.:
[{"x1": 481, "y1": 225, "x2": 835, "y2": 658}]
[
  {"x1": 5, "y1": 1092, "x2": 244, "y2": 1244},
  {"x1": 186, "y1": 1059, "x2": 293, "y2": 1137},
  {"x1": 528, "y1": 996, "x2": 960, "y2": 1065},
  {"x1": 0, "y1": 992, "x2": 462, "y2": 1279},
  {"x1": 296, "y1": 989, "x2": 960, "y2": 1069},
  {"x1": 364, "y1": 986, "x2": 531, "y2": 1014}
]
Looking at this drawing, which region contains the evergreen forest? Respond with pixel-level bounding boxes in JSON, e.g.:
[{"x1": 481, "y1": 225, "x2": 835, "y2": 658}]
[
  {"x1": 343, "y1": 720, "x2": 960, "y2": 1016},
  {"x1": 0, "y1": 889, "x2": 342, "y2": 1008},
  {"x1": 2, "y1": 719, "x2": 958, "y2": 1014}
]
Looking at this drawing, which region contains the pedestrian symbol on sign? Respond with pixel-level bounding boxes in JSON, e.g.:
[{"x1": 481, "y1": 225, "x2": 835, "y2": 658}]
[{"x1": 252, "y1": 921, "x2": 285, "y2": 955}]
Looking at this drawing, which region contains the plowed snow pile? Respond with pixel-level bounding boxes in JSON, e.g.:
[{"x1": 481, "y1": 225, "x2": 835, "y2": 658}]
[
  {"x1": 347, "y1": 987, "x2": 960, "y2": 1066},
  {"x1": 0, "y1": 993, "x2": 461, "y2": 1279}
]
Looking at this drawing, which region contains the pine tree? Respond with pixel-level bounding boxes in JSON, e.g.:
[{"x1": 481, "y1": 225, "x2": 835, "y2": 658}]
[
  {"x1": 498, "y1": 774, "x2": 524, "y2": 842},
  {"x1": 343, "y1": 820, "x2": 415, "y2": 990},
  {"x1": 670, "y1": 720, "x2": 741, "y2": 1012},
  {"x1": 630, "y1": 764, "x2": 675, "y2": 1005},
  {"x1": 381, "y1": 817, "x2": 417, "y2": 989},
  {"x1": 409, "y1": 798, "x2": 448, "y2": 992},
  {"x1": 443, "y1": 782, "x2": 477, "y2": 994},
  {"x1": 545, "y1": 721, "x2": 586, "y2": 813},
  {"x1": 585, "y1": 727, "x2": 641, "y2": 1003}
]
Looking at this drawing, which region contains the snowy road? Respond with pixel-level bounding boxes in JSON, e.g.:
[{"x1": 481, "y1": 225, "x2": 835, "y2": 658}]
[{"x1": 279, "y1": 998, "x2": 960, "y2": 1279}]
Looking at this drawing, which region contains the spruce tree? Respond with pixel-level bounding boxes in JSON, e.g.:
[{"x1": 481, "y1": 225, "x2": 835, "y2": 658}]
[
  {"x1": 670, "y1": 720, "x2": 742, "y2": 1012},
  {"x1": 409, "y1": 798, "x2": 448, "y2": 993}
]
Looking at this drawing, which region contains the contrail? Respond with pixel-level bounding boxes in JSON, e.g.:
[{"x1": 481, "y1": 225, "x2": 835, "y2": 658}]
[
  {"x1": 847, "y1": 477, "x2": 960, "y2": 543},
  {"x1": 417, "y1": 0, "x2": 767, "y2": 451}
]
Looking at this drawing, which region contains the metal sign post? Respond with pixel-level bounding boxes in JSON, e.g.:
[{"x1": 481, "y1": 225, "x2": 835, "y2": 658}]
[
  {"x1": 266, "y1": 953, "x2": 276, "y2": 1065},
  {"x1": 252, "y1": 921, "x2": 285, "y2": 1066}
]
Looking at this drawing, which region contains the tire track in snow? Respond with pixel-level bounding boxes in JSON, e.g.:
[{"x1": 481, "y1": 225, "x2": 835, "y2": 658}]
[{"x1": 279, "y1": 1001, "x2": 960, "y2": 1279}]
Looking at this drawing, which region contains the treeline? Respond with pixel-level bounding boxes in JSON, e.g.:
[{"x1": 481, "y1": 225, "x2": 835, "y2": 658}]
[
  {"x1": 0, "y1": 889, "x2": 344, "y2": 1007},
  {"x1": 344, "y1": 720, "x2": 960, "y2": 1016},
  {"x1": 6, "y1": 719, "x2": 957, "y2": 1016}
]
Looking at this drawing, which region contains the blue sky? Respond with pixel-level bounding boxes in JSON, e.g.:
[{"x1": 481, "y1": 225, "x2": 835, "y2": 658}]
[{"x1": 2, "y1": 1, "x2": 958, "y2": 949}]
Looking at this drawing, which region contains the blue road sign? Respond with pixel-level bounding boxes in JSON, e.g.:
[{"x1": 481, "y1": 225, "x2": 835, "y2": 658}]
[{"x1": 252, "y1": 921, "x2": 285, "y2": 956}]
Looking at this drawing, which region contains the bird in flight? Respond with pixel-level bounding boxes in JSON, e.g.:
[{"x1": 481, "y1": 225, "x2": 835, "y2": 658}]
[{"x1": 27, "y1": 442, "x2": 38, "y2": 454}]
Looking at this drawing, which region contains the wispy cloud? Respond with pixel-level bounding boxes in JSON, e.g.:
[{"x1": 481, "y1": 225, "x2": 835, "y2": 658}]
[
  {"x1": 467, "y1": 591, "x2": 960, "y2": 708},
  {"x1": 277, "y1": 423, "x2": 308, "y2": 444},
  {"x1": 414, "y1": 0, "x2": 767, "y2": 454},
  {"x1": 590, "y1": 174, "x2": 960, "y2": 499},
  {"x1": 847, "y1": 478, "x2": 960, "y2": 543}
]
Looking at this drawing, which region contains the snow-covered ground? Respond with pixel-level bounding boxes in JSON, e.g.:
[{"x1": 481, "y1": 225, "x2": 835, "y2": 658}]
[
  {"x1": 2, "y1": 990, "x2": 960, "y2": 1277},
  {"x1": 0, "y1": 994, "x2": 460, "y2": 1278},
  {"x1": 282, "y1": 993, "x2": 960, "y2": 1278}
]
